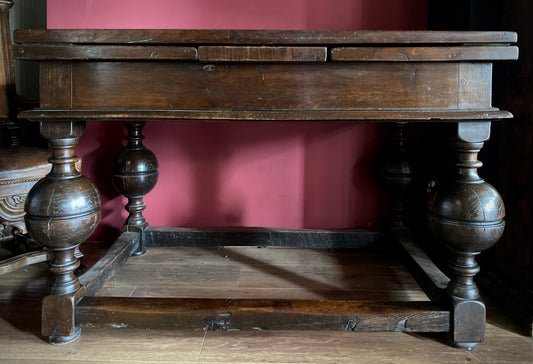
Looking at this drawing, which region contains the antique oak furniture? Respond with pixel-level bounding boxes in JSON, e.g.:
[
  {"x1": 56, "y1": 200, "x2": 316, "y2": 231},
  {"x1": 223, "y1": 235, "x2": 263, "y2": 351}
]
[
  {"x1": 10, "y1": 18, "x2": 518, "y2": 348},
  {"x1": 0, "y1": 0, "x2": 52, "y2": 274},
  {"x1": 0, "y1": 1, "x2": 82, "y2": 277}
]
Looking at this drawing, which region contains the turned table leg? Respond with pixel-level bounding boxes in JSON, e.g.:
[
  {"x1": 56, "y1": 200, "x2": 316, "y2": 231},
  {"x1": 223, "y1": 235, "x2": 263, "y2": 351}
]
[
  {"x1": 428, "y1": 121, "x2": 505, "y2": 349},
  {"x1": 24, "y1": 120, "x2": 100, "y2": 344},
  {"x1": 113, "y1": 121, "x2": 158, "y2": 256},
  {"x1": 376, "y1": 122, "x2": 415, "y2": 227}
]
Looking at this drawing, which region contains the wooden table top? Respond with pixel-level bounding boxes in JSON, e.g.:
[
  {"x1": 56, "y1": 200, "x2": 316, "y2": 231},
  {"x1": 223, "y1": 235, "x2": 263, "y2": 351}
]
[
  {"x1": 14, "y1": 29, "x2": 517, "y2": 45},
  {"x1": 14, "y1": 29, "x2": 518, "y2": 123}
]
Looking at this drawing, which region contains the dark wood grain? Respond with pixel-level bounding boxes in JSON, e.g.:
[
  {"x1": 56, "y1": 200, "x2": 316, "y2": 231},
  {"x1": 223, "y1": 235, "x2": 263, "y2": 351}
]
[
  {"x1": 39, "y1": 62, "x2": 72, "y2": 107},
  {"x1": 77, "y1": 297, "x2": 450, "y2": 332},
  {"x1": 41, "y1": 287, "x2": 86, "y2": 344},
  {"x1": 331, "y1": 46, "x2": 518, "y2": 62},
  {"x1": 392, "y1": 227, "x2": 450, "y2": 302},
  {"x1": 19, "y1": 108, "x2": 513, "y2": 122},
  {"x1": 14, "y1": 44, "x2": 198, "y2": 61},
  {"x1": 3, "y1": 245, "x2": 532, "y2": 363},
  {"x1": 198, "y1": 46, "x2": 327, "y2": 62},
  {"x1": 145, "y1": 227, "x2": 387, "y2": 249},
  {"x1": 33, "y1": 62, "x2": 496, "y2": 112},
  {"x1": 113, "y1": 121, "x2": 159, "y2": 256},
  {"x1": 23, "y1": 121, "x2": 100, "y2": 344},
  {"x1": 0, "y1": 249, "x2": 51, "y2": 275},
  {"x1": 3, "y1": 247, "x2": 533, "y2": 364},
  {"x1": 14, "y1": 29, "x2": 518, "y2": 45},
  {"x1": 426, "y1": 122, "x2": 505, "y2": 348},
  {"x1": 10, "y1": 27, "x2": 518, "y2": 347},
  {"x1": 78, "y1": 232, "x2": 139, "y2": 296}
]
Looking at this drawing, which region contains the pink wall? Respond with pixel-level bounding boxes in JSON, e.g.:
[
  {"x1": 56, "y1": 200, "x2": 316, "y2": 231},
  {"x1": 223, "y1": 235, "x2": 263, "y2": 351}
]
[{"x1": 47, "y1": 0, "x2": 427, "y2": 240}]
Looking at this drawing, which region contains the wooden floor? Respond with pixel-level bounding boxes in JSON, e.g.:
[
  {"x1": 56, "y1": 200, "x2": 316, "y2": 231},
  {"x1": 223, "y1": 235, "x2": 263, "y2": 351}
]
[{"x1": 0, "y1": 244, "x2": 531, "y2": 363}]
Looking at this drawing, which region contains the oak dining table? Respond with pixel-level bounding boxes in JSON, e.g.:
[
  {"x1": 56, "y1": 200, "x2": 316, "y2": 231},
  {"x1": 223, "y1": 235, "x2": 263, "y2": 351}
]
[{"x1": 12, "y1": 28, "x2": 518, "y2": 348}]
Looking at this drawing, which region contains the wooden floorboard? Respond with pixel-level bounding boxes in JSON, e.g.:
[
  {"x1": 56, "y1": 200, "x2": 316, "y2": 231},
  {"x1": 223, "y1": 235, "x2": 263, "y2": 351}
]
[{"x1": 0, "y1": 245, "x2": 531, "y2": 363}]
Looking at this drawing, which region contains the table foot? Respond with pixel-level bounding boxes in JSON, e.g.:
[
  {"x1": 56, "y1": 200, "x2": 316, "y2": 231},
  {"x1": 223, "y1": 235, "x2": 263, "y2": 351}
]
[
  {"x1": 42, "y1": 289, "x2": 84, "y2": 345},
  {"x1": 449, "y1": 297, "x2": 485, "y2": 349}
]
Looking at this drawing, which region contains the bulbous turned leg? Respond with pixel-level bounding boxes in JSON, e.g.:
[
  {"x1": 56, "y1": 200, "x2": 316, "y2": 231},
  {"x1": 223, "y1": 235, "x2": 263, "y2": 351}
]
[
  {"x1": 376, "y1": 122, "x2": 415, "y2": 227},
  {"x1": 113, "y1": 121, "x2": 158, "y2": 256},
  {"x1": 24, "y1": 120, "x2": 100, "y2": 344},
  {"x1": 427, "y1": 122, "x2": 505, "y2": 349}
]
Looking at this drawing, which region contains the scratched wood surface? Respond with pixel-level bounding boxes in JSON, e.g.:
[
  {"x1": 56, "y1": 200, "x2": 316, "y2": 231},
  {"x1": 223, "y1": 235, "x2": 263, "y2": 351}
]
[
  {"x1": 94, "y1": 246, "x2": 427, "y2": 301},
  {"x1": 33, "y1": 61, "x2": 493, "y2": 112},
  {"x1": 14, "y1": 29, "x2": 518, "y2": 45},
  {"x1": 0, "y1": 245, "x2": 531, "y2": 363},
  {"x1": 330, "y1": 46, "x2": 518, "y2": 61}
]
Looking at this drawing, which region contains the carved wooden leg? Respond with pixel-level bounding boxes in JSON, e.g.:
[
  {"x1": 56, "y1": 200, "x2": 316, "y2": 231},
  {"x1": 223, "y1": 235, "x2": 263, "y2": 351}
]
[
  {"x1": 24, "y1": 120, "x2": 100, "y2": 344},
  {"x1": 427, "y1": 121, "x2": 505, "y2": 349},
  {"x1": 113, "y1": 121, "x2": 158, "y2": 256},
  {"x1": 376, "y1": 122, "x2": 415, "y2": 227}
]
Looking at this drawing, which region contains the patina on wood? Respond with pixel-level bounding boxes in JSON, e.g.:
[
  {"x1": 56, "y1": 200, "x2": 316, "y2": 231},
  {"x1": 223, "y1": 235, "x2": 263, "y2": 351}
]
[
  {"x1": 145, "y1": 227, "x2": 387, "y2": 249},
  {"x1": 13, "y1": 29, "x2": 517, "y2": 45},
  {"x1": 330, "y1": 46, "x2": 518, "y2": 62},
  {"x1": 77, "y1": 297, "x2": 450, "y2": 333},
  {"x1": 10, "y1": 27, "x2": 518, "y2": 348}
]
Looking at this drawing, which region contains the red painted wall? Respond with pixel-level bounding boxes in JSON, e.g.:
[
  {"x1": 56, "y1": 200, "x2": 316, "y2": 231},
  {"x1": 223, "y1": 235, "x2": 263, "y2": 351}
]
[{"x1": 47, "y1": 0, "x2": 427, "y2": 240}]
